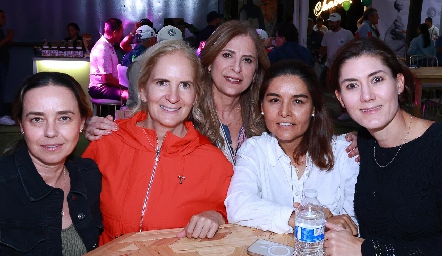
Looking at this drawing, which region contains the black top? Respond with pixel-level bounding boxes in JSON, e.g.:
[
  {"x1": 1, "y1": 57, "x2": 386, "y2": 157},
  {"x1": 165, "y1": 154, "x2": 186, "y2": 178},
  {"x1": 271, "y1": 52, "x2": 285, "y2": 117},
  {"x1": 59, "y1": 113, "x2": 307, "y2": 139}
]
[
  {"x1": 356, "y1": 123, "x2": 442, "y2": 255},
  {"x1": 0, "y1": 142, "x2": 103, "y2": 255},
  {"x1": 307, "y1": 30, "x2": 323, "y2": 58}
]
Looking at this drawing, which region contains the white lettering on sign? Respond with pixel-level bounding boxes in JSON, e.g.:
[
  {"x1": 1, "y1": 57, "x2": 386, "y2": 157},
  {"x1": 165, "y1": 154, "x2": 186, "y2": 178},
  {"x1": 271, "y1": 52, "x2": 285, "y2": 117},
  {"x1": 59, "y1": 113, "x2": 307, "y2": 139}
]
[{"x1": 314, "y1": 0, "x2": 352, "y2": 16}]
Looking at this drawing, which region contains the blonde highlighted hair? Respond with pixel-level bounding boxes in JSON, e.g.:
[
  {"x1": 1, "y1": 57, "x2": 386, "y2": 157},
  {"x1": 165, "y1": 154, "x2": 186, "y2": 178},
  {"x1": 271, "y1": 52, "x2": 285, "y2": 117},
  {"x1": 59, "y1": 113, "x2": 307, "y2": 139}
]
[{"x1": 132, "y1": 40, "x2": 202, "y2": 117}]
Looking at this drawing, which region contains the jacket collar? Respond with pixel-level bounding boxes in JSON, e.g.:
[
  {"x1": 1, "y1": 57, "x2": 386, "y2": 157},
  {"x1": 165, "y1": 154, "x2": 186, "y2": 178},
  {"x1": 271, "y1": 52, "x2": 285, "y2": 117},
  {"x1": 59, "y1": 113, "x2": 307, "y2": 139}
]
[
  {"x1": 115, "y1": 111, "x2": 212, "y2": 155},
  {"x1": 15, "y1": 143, "x2": 88, "y2": 201}
]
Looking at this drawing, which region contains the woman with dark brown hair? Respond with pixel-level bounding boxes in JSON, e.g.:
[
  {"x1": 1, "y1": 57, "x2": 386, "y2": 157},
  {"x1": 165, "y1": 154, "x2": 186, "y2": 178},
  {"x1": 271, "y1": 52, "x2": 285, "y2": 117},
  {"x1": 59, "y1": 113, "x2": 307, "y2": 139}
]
[
  {"x1": 0, "y1": 72, "x2": 102, "y2": 255},
  {"x1": 225, "y1": 60, "x2": 359, "y2": 235},
  {"x1": 324, "y1": 37, "x2": 442, "y2": 255}
]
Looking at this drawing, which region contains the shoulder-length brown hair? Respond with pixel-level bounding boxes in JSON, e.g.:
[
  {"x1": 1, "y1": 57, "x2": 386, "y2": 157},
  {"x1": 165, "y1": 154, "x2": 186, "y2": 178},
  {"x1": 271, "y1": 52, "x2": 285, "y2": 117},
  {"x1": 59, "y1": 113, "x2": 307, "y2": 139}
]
[
  {"x1": 260, "y1": 60, "x2": 334, "y2": 170},
  {"x1": 193, "y1": 20, "x2": 270, "y2": 147}
]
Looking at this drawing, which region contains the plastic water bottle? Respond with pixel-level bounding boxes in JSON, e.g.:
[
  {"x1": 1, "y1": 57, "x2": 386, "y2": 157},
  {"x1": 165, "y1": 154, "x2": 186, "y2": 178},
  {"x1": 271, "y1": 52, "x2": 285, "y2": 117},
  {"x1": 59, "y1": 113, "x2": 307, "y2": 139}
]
[{"x1": 293, "y1": 189, "x2": 325, "y2": 256}]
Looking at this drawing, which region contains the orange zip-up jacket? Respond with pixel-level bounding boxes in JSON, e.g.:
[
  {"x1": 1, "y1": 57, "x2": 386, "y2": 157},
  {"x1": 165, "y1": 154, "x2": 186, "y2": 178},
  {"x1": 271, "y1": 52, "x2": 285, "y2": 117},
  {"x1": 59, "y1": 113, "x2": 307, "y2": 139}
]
[{"x1": 82, "y1": 112, "x2": 233, "y2": 245}]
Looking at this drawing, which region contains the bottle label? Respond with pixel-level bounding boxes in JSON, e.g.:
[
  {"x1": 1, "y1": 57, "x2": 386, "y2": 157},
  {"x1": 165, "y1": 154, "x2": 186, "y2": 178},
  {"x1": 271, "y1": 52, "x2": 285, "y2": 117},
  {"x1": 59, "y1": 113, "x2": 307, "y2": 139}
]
[{"x1": 294, "y1": 224, "x2": 324, "y2": 243}]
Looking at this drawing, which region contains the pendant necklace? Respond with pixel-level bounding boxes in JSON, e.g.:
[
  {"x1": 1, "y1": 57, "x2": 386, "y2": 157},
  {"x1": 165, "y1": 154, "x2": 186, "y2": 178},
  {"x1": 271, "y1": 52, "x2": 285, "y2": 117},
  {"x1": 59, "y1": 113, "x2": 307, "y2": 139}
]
[{"x1": 373, "y1": 115, "x2": 413, "y2": 168}]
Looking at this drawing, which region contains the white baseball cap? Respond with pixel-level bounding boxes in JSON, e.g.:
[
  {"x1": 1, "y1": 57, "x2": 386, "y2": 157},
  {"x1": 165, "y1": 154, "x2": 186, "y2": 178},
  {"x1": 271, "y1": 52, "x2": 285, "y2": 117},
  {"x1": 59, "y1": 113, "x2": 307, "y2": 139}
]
[
  {"x1": 136, "y1": 25, "x2": 156, "y2": 39},
  {"x1": 328, "y1": 13, "x2": 341, "y2": 22},
  {"x1": 157, "y1": 25, "x2": 183, "y2": 42}
]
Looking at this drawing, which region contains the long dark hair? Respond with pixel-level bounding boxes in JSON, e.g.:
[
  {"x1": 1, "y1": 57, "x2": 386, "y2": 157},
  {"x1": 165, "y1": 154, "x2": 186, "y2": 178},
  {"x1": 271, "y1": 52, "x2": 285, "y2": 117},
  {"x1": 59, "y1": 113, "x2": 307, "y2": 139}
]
[
  {"x1": 259, "y1": 60, "x2": 334, "y2": 170},
  {"x1": 329, "y1": 38, "x2": 414, "y2": 108},
  {"x1": 419, "y1": 23, "x2": 431, "y2": 48}
]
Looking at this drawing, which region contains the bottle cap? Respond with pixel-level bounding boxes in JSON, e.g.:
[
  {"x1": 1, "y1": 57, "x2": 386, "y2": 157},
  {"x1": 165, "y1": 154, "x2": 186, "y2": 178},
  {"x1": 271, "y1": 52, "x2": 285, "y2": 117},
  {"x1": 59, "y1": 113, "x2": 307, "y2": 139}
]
[{"x1": 304, "y1": 189, "x2": 318, "y2": 198}]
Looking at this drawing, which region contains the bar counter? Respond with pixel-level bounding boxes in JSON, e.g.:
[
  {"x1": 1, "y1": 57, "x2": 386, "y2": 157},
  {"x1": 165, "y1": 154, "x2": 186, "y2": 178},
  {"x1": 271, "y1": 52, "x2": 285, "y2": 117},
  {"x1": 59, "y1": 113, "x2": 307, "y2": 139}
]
[{"x1": 33, "y1": 57, "x2": 91, "y2": 105}]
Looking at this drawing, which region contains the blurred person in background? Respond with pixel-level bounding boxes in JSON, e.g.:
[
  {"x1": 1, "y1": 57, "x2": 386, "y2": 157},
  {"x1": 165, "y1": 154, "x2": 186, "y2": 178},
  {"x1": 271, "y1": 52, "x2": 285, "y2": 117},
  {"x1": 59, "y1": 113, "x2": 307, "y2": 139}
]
[
  {"x1": 408, "y1": 23, "x2": 436, "y2": 64},
  {"x1": 425, "y1": 17, "x2": 439, "y2": 42},
  {"x1": 121, "y1": 25, "x2": 157, "y2": 67},
  {"x1": 88, "y1": 18, "x2": 128, "y2": 102},
  {"x1": 196, "y1": 11, "x2": 223, "y2": 48},
  {"x1": 0, "y1": 10, "x2": 14, "y2": 125},
  {"x1": 64, "y1": 23, "x2": 83, "y2": 43},
  {"x1": 313, "y1": 17, "x2": 328, "y2": 34},
  {"x1": 120, "y1": 18, "x2": 154, "y2": 53},
  {"x1": 268, "y1": 22, "x2": 314, "y2": 66},
  {"x1": 307, "y1": 18, "x2": 323, "y2": 63},
  {"x1": 355, "y1": 8, "x2": 380, "y2": 38}
]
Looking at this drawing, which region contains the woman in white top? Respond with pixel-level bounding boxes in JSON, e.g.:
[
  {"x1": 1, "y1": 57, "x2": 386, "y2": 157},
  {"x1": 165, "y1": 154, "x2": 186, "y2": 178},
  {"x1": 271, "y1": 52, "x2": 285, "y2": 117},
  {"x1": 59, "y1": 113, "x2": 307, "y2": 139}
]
[{"x1": 225, "y1": 59, "x2": 359, "y2": 235}]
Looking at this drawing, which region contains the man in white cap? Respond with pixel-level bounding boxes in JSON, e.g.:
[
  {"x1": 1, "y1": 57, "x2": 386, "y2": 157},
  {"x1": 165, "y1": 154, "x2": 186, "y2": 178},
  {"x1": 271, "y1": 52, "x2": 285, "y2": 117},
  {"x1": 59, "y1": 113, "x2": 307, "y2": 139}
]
[
  {"x1": 157, "y1": 25, "x2": 183, "y2": 43},
  {"x1": 319, "y1": 13, "x2": 353, "y2": 120},
  {"x1": 121, "y1": 25, "x2": 157, "y2": 67}
]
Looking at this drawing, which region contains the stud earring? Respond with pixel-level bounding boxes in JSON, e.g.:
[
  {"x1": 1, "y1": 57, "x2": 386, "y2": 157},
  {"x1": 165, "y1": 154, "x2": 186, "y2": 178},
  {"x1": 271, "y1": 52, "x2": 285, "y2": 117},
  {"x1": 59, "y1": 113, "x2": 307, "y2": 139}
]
[
  {"x1": 311, "y1": 113, "x2": 315, "y2": 117},
  {"x1": 80, "y1": 129, "x2": 83, "y2": 133},
  {"x1": 261, "y1": 111, "x2": 264, "y2": 115}
]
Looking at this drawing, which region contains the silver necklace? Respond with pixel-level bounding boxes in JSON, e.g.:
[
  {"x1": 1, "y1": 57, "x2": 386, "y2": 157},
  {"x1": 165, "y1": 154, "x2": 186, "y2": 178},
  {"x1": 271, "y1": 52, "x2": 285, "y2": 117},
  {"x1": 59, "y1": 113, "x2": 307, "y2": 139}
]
[{"x1": 373, "y1": 115, "x2": 413, "y2": 168}]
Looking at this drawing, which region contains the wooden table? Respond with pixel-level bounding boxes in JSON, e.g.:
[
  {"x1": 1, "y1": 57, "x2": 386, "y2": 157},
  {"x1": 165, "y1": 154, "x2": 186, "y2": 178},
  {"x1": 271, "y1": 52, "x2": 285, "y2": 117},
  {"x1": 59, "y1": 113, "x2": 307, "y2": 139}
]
[
  {"x1": 410, "y1": 67, "x2": 442, "y2": 117},
  {"x1": 84, "y1": 224, "x2": 294, "y2": 256}
]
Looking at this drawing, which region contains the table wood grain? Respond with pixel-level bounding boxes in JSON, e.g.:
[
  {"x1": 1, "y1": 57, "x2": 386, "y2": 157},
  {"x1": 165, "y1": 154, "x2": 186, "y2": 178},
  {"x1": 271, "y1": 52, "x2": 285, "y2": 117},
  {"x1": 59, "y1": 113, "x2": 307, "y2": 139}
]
[{"x1": 85, "y1": 224, "x2": 294, "y2": 256}]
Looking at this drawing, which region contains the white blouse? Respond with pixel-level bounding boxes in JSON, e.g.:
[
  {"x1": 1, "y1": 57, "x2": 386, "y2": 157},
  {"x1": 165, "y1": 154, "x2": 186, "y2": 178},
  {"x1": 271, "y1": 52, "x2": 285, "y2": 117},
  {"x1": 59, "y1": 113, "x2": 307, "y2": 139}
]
[{"x1": 225, "y1": 132, "x2": 359, "y2": 234}]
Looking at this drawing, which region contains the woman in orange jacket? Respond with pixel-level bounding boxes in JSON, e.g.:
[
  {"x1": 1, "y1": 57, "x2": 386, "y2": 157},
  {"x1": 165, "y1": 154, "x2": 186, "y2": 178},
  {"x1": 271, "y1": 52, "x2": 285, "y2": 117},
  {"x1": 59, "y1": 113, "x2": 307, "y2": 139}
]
[{"x1": 82, "y1": 40, "x2": 233, "y2": 245}]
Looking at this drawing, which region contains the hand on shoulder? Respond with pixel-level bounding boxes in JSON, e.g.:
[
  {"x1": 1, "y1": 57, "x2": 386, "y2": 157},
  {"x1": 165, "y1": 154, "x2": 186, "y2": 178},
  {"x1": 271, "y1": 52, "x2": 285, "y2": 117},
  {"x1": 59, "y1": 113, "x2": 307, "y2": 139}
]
[{"x1": 85, "y1": 115, "x2": 118, "y2": 141}]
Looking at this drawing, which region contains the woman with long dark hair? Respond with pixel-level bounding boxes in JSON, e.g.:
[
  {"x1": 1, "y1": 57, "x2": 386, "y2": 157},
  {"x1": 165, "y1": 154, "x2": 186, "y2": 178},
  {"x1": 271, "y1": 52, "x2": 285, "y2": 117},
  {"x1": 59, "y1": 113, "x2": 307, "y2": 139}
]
[
  {"x1": 325, "y1": 37, "x2": 442, "y2": 255},
  {"x1": 408, "y1": 23, "x2": 436, "y2": 60},
  {"x1": 225, "y1": 60, "x2": 359, "y2": 235}
]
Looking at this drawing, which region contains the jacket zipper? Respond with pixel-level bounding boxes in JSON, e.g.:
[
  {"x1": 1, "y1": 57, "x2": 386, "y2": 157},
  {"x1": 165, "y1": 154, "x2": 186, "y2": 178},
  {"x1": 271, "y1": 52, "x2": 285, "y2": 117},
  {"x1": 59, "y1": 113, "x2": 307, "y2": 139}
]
[{"x1": 139, "y1": 135, "x2": 164, "y2": 232}]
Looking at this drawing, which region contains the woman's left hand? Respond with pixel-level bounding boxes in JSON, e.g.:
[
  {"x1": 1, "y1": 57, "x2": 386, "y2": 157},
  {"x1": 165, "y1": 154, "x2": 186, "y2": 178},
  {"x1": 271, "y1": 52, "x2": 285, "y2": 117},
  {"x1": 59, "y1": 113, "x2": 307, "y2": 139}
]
[
  {"x1": 326, "y1": 214, "x2": 358, "y2": 236},
  {"x1": 345, "y1": 131, "x2": 360, "y2": 162},
  {"x1": 177, "y1": 210, "x2": 225, "y2": 239},
  {"x1": 324, "y1": 222, "x2": 363, "y2": 256}
]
